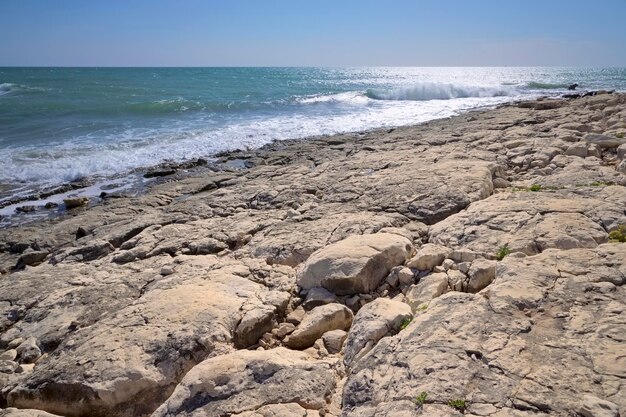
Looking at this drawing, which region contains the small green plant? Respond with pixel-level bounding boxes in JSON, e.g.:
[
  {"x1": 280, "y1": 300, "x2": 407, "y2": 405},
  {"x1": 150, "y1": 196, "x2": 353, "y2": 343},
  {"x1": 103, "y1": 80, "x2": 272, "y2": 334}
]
[
  {"x1": 528, "y1": 184, "x2": 542, "y2": 192},
  {"x1": 400, "y1": 317, "x2": 413, "y2": 330},
  {"x1": 609, "y1": 224, "x2": 626, "y2": 243},
  {"x1": 413, "y1": 391, "x2": 428, "y2": 407},
  {"x1": 417, "y1": 304, "x2": 428, "y2": 312},
  {"x1": 447, "y1": 399, "x2": 468, "y2": 412},
  {"x1": 616, "y1": 132, "x2": 625, "y2": 139},
  {"x1": 496, "y1": 244, "x2": 511, "y2": 261}
]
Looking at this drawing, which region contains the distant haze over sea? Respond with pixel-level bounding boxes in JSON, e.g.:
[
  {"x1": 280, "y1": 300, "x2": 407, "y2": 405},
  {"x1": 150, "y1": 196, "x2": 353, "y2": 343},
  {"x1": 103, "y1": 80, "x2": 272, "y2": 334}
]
[{"x1": 1, "y1": 67, "x2": 625, "y2": 206}]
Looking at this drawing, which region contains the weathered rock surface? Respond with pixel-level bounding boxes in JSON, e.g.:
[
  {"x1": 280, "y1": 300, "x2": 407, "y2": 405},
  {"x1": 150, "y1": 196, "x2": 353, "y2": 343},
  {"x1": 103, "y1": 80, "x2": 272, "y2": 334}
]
[
  {"x1": 343, "y1": 299, "x2": 412, "y2": 367},
  {"x1": 406, "y1": 243, "x2": 451, "y2": 271},
  {"x1": 286, "y1": 303, "x2": 353, "y2": 349},
  {"x1": 343, "y1": 245, "x2": 626, "y2": 416},
  {"x1": 297, "y1": 232, "x2": 413, "y2": 295},
  {"x1": 150, "y1": 348, "x2": 337, "y2": 417},
  {"x1": 0, "y1": 92, "x2": 625, "y2": 416}
]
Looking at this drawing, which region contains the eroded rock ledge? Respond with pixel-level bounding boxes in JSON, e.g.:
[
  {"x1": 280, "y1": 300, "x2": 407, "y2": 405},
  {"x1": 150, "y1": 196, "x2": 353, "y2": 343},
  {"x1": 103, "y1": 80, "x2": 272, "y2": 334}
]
[{"x1": 1, "y1": 93, "x2": 625, "y2": 417}]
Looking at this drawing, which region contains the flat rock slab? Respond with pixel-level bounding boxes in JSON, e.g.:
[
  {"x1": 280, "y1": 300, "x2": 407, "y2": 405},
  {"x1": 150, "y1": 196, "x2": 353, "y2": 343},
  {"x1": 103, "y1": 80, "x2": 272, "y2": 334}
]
[
  {"x1": 151, "y1": 348, "x2": 337, "y2": 417},
  {"x1": 297, "y1": 232, "x2": 413, "y2": 295},
  {"x1": 286, "y1": 303, "x2": 354, "y2": 349},
  {"x1": 342, "y1": 244, "x2": 626, "y2": 416}
]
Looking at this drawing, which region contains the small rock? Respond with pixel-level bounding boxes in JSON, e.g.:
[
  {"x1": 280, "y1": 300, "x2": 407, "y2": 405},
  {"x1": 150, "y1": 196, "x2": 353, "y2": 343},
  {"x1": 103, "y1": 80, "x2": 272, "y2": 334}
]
[
  {"x1": 63, "y1": 197, "x2": 89, "y2": 209},
  {"x1": 16, "y1": 337, "x2": 41, "y2": 364},
  {"x1": 322, "y1": 329, "x2": 348, "y2": 354},
  {"x1": 458, "y1": 262, "x2": 471, "y2": 274},
  {"x1": 397, "y1": 267, "x2": 414, "y2": 286},
  {"x1": 272, "y1": 322, "x2": 296, "y2": 338},
  {"x1": 617, "y1": 143, "x2": 626, "y2": 160},
  {"x1": 144, "y1": 169, "x2": 177, "y2": 178},
  {"x1": 617, "y1": 160, "x2": 626, "y2": 175},
  {"x1": 0, "y1": 349, "x2": 17, "y2": 361},
  {"x1": 160, "y1": 266, "x2": 175, "y2": 276},
  {"x1": 344, "y1": 295, "x2": 361, "y2": 311},
  {"x1": 285, "y1": 303, "x2": 353, "y2": 350},
  {"x1": 492, "y1": 177, "x2": 510, "y2": 188},
  {"x1": 447, "y1": 269, "x2": 467, "y2": 292},
  {"x1": 44, "y1": 202, "x2": 59, "y2": 209},
  {"x1": 303, "y1": 287, "x2": 338, "y2": 310},
  {"x1": 343, "y1": 298, "x2": 412, "y2": 366},
  {"x1": 15, "y1": 205, "x2": 37, "y2": 213},
  {"x1": 15, "y1": 363, "x2": 35, "y2": 374},
  {"x1": 579, "y1": 394, "x2": 620, "y2": 417},
  {"x1": 565, "y1": 143, "x2": 588, "y2": 158},
  {"x1": 0, "y1": 360, "x2": 18, "y2": 373},
  {"x1": 405, "y1": 273, "x2": 449, "y2": 311},
  {"x1": 17, "y1": 250, "x2": 48, "y2": 267},
  {"x1": 7, "y1": 337, "x2": 24, "y2": 349},
  {"x1": 385, "y1": 270, "x2": 400, "y2": 288},
  {"x1": 442, "y1": 259, "x2": 455, "y2": 270},
  {"x1": 406, "y1": 243, "x2": 451, "y2": 270},
  {"x1": 467, "y1": 259, "x2": 497, "y2": 293},
  {"x1": 285, "y1": 306, "x2": 306, "y2": 325},
  {"x1": 234, "y1": 308, "x2": 276, "y2": 348}
]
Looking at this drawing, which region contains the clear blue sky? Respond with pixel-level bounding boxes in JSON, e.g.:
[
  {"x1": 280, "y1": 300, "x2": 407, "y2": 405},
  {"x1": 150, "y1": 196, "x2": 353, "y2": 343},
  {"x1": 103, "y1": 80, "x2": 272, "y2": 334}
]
[{"x1": 2, "y1": 0, "x2": 625, "y2": 66}]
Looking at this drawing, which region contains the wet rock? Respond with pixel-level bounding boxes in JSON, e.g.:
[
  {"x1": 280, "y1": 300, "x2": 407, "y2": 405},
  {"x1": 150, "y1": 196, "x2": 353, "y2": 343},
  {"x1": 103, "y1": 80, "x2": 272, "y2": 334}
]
[
  {"x1": 63, "y1": 197, "x2": 89, "y2": 209},
  {"x1": 286, "y1": 303, "x2": 353, "y2": 349},
  {"x1": 344, "y1": 298, "x2": 412, "y2": 367},
  {"x1": 144, "y1": 169, "x2": 177, "y2": 178},
  {"x1": 297, "y1": 232, "x2": 413, "y2": 295}
]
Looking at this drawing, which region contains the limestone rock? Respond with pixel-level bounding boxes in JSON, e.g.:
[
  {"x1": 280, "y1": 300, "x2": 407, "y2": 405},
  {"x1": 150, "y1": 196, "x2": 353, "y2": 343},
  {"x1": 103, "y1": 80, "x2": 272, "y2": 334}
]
[
  {"x1": 617, "y1": 160, "x2": 626, "y2": 175},
  {"x1": 565, "y1": 143, "x2": 588, "y2": 157},
  {"x1": 344, "y1": 298, "x2": 412, "y2": 366},
  {"x1": 16, "y1": 337, "x2": 41, "y2": 364},
  {"x1": 583, "y1": 133, "x2": 626, "y2": 149},
  {"x1": 286, "y1": 303, "x2": 353, "y2": 349},
  {"x1": 466, "y1": 259, "x2": 497, "y2": 293},
  {"x1": 579, "y1": 395, "x2": 620, "y2": 417},
  {"x1": 0, "y1": 409, "x2": 63, "y2": 417},
  {"x1": 322, "y1": 329, "x2": 348, "y2": 354},
  {"x1": 16, "y1": 250, "x2": 48, "y2": 267},
  {"x1": 0, "y1": 359, "x2": 18, "y2": 373},
  {"x1": 297, "y1": 233, "x2": 413, "y2": 295},
  {"x1": 404, "y1": 272, "x2": 449, "y2": 311},
  {"x1": 234, "y1": 307, "x2": 276, "y2": 348},
  {"x1": 617, "y1": 143, "x2": 626, "y2": 160},
  {"x1": 343, "y1": 245, "x2": 626, "y2": 416},
  {"x1": 406, "y1": 243, "x2": 451, "y2": 271},
  {"x1": 0, "y1": 349, "x2": 17, "y2": 361},
  {"x1": 151, "y1": 348, "x2": 337, "y2": 417},
  {"x1": 302, "y1": 287, "x2": 338, "y2": 310}
]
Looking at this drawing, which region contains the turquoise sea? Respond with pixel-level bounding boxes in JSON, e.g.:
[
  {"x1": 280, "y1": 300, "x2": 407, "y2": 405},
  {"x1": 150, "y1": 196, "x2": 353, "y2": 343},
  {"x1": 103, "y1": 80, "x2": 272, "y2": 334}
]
[{"x1": 1, "y1": 67, "x2": 625, "y2": 213}]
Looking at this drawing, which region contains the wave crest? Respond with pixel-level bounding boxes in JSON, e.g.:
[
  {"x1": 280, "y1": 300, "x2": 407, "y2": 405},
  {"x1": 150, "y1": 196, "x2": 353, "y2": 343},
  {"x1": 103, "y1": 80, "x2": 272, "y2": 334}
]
[
  {"x1": 366, "y1": 82, "x2": 516, "y2": 101},
  {"x1": 0, "y1": 83, "x2": 14, "y2": 96},
  {"x1": 525, "y1": 81, "x2": 572, "y2": 89}
]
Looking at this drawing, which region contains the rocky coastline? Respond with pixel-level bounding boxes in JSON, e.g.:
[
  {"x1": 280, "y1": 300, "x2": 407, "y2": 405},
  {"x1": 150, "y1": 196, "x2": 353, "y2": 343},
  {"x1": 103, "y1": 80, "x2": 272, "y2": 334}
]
[{"x1": 0, "y1": 92, "x2": 625, "y2": 417}]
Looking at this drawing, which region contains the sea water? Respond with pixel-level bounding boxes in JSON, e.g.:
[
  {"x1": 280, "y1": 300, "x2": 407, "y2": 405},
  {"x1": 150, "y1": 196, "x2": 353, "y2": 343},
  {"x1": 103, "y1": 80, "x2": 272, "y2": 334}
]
[{"x1": 1, "y1": 67, "x2": 625, "y2": 212}]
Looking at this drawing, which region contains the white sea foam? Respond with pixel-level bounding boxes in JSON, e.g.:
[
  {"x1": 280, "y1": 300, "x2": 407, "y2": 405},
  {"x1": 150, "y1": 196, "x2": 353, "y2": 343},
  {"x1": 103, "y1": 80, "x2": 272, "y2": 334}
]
[
  {"x1": 0, "y1": 83, "x2": 14, "y2": 96},
  {"x1": 366, "y1": 82, "x2": 518, "y2": 101}
]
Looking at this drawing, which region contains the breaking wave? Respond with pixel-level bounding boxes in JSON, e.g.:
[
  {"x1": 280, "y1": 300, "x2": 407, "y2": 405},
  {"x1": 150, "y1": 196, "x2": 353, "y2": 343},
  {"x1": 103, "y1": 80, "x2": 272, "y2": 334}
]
[{"x1": 365, "y1": 82, "x2": 517, "y2": 101}]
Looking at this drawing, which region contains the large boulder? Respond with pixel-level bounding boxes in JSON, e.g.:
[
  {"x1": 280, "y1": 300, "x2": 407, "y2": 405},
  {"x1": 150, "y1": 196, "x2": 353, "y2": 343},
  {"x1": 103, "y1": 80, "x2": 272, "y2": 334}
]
[
  {"x1": 404, "y1": 272, "x2": 449, "y2": 311},
  {"x1": 151, "y1": 348, "x2": 337, "y2": 417},
  {"x1": 343, "y1": 299, "x2": 412, "y2": 367},
  {"x1": 285, "y1": 303, "x2": 354, "y2": 349},
  {"x1": 297, "y1": 233, "x2": 413, "y2": 295}
]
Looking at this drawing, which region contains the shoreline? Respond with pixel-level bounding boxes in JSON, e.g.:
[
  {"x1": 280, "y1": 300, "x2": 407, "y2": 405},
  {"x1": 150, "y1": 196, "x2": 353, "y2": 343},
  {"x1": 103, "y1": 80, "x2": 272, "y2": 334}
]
[
  {"x1": 0, "y1": 92, "x2": 625, "y2": 416},
  {"x1": 0, "y1": 94, "x2": 564, "y2": 228}
]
